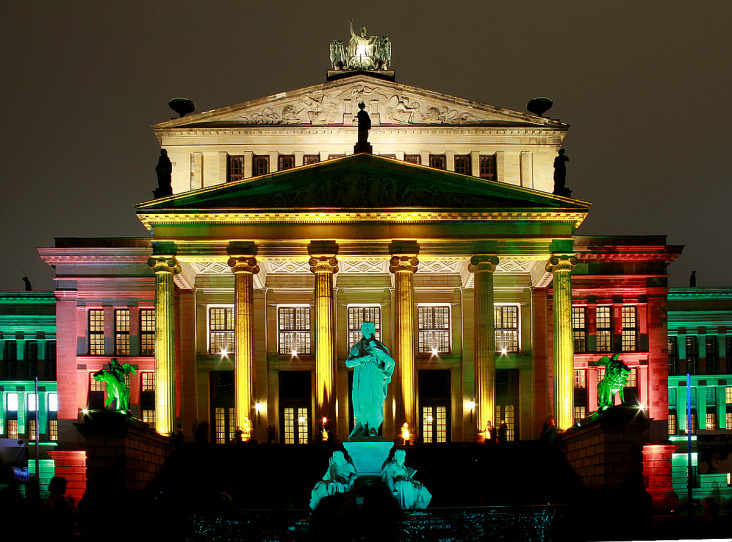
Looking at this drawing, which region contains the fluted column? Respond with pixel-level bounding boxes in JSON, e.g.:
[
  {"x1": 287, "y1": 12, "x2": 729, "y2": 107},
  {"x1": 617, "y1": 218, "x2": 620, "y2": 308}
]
[
  {"x1": 228, "y1": 256, "x2": 259, "y2": 434},
  {"x1": 546, "y1": 254, "x2": 578, "y2": 430},
  {"x1": 148, "y1": 256, "x2": 180, "y2": 435},
  {"x1": 309, "y1": 256, "x2": 338, "y2": 425},
  {"x1": 389, "y1": 255, "x2": 419, "y2": 435},
  {"x1": 469, "y1": 254, "x2": 499, "y2": 432}
]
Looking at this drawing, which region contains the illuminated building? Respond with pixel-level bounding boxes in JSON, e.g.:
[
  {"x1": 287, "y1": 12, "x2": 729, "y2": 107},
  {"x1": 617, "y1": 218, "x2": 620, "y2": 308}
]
[
  {"x1": 27, "y1": 66, "x2": 684, "y2": 504},
  {"x1": 666, "y1": 287, "x2": 732, "y2": 510}
]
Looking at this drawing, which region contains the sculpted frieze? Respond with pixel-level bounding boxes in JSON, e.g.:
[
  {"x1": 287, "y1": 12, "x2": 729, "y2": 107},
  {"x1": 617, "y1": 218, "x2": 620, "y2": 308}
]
[{"x1": 234, "y1": 85, "x2": 495, "y2": 127}]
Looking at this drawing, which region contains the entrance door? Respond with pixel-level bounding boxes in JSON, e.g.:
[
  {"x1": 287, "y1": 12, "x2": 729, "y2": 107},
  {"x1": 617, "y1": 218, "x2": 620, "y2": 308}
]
[
  {"x1": 279, "y1": 371, "x2": 311, "y2": 444},
  {"x1": 495, "y1": 369, "x2": 519, "y2": 441},
  {"x1": 419, "y1": 370, "x2": 451, "y2": 443},
  {"x1": 210, "y1": 370, "x2": 235, "y2": 444}
]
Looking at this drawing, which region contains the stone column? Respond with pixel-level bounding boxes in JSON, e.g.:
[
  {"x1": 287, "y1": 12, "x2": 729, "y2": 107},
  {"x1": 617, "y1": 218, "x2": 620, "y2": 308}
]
[
  {"x1": 469, "y1": 255, "x2": 499, "y2": 432},
  {"x1": 389, "y1": 255, "x2": 419, "y2": 435},
  {"x1": 228, "y1": 256, "x2": 260, "y2": 434},
  {"x1": 546, "y1": 254, "x2": 578, "y2": 430},
  {"x1": 148, "y1": 256, "x2": 180, "y2": 435},
  {"x1": 309, "y1": 255, "x2": 339, "y2": 425}
]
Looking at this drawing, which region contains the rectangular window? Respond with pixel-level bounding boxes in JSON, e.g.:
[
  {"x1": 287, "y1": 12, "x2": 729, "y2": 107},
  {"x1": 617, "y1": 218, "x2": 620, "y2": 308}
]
[
  {"x1": 574, "y1": 405, "x2": 586, "y2": 425},
  {"x1": 327, "y1": 154, "x2": 345, "y2": 160},
  {"x1": 140, "y1": 309, "x2": 155, "y2": 356},
  {"x1": 707, "y1": 412, "x2": 717, "y2": 430},
  {"x1": 48, "y1": 419, "x2": 58, "y2": 441},
  {"x1": 686, "y1": 337, "x2": 698, "y2": 375},
  {"x1": 668, "y1": 337, "x2": 678, "y2": 376},
  {"x1": 278, "y1": 155, "x2": 295, "y2": 171},
  {"x1": 706, "y1": 387, "x2": 716, "y2": 405},
  {"x1": 727, "y1": 412, "x2": 732, "y2": 430},
  {"x1": 228, "y1": 155, "x2": 246, "y2": 182},
  {"x1": 5, "y1": 394, "x2": 18, "y2": 439},
  {"x1": 283, "y1": 407, "x2": 309, "y2": 444},
  {"x1": 706, "y1": 336, "x2": 719, "y2": 374},
  {"x1": 621, "y1": 306, "x2": 638, "y2": 352},
  {"x1": 4, "y1": 341, "x2": 18, "y2": 379},
  {"x1": 115, "y1": 309, "x2": 130, "y2": 355},
  {"x1": 379, "y1": 154, "x2": 397, "y2": 159},
  {"x1": 45, "y1": 341, "x2": 57, "y2": 380},
  {"x1": 495, "y1": 305, "x2": 519, "y2": 353},
  {"x1": 454, "y1": 155, "x2": 471, "y2": 175},
  {"x1": 303, "y1": 154, "x2": 320, "y2": 165},
  {"x1": 596, "y1": 307, "x2": 612, "y2": 352},
  {"x1": 625, "y1": 368, "x2": 637, "y2": 387},
  {"x1": 278, "y1": 307, "x2": 311, "y2": 355},
  {"x1": 690, "y1": 411, "x2": 697, "y2": 434},
  {"x1": 252, "y1": 155, "x2": 269, "y2": 176},
  {"x1": 89, "y1": 309, "x2": 105, "y2": 355},
  {"x1": 417, "y1": 305, "x2": 451, "y2": 354},
  {"x1": 28, "y1": 419, "x2": 37, "y2": 441},
  {"x1": 479, "y1": 155, "x2": 496, "y2": 180},
  {"x1": 347, "y1": 306, "x2": 381, "y2": 347},
  {"x1": 25, "y1": 340, "x2": 39, "y2": 379},
  {"x1": 574, "y1": 370, "x2": 586, "y2": 389},
  {"x1": 404, "y1": 154, "x2": 422, "y2": 164},
  {"x1": 668, "y1": 412, "x2": 677, "y2": 435},
  {"x1": 429, "y1": 154, "x2": 446, "y2": 170},
  {"x1": 573, "y1": 307, "x2": 587, "y2": 353},
  {"x1": 495, "y1": 405, "x2": 515, "y2": 442},
  {"x1": 7, "y1": 420, "x2": 18, "y2": 439},
  {"x1": 668, "y1": 388, "x2": 677, "y2": 406},
  {"x1": 209, "y1": 307, "x2": 235, "y2": 354},
  {"x1": 142, "y1": 410, "x2": 155, "y2": 427},
  {"x1": 726, "y1": 387, "x2": 732, "y2": 404},
  {"x1": 142, "y1": 372, "x2": 155, "y2": 392}
]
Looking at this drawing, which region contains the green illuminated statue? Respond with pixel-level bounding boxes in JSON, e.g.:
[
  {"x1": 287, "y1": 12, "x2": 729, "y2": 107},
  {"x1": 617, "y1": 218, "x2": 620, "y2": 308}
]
[
  {"x1": 346, "y1": 322, "x2": 395, "y2": 438},
  {"x1": 591, "y1": 354, "x2": 631, "y2": 410},
  {"x1": 381, "y1": 449, "x2": 431, "y2": 509},
  {"x1": 310, "y1": 451, "x2": 358, "y2": 509},
  {"x1": 93, "y1": 358, "x2": 137, "y2": 412}
]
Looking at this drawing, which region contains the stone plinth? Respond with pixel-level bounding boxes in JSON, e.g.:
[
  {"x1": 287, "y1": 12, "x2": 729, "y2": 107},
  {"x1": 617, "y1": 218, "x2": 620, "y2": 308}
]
[
  {"x1": 77, "y1": 411, "x2": 172, "y2": 495},
  {"x1": 642, "y1": 443, "x2": 679, "y2": 514},
  {"x1": 562, "y1": 406, "x2": 650, "y2": 491},
  {"x1": 343, "y1": 440, "x2": 394, "y2": 476}
]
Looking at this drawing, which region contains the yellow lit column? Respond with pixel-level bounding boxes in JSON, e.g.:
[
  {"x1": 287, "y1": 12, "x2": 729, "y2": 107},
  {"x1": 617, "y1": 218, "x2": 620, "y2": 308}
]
[
  {"x1": 309, "y1": 256, "x2": 338, "y2": 425},
  {"x1": 148, "y1": 256, "x2": 180, "y2": 435},
  {"x1": 390, "y1": 255, "x2": 419, "y2": 436},
  {"x1": 228, "y1": 256, "x2": 260, "y2": 434},
  {"x1": 469, "y1": 254, "x2": 499, "y2": 433},
  {"x1": 546, "y1": 254, "x2": 578, "y2": 430}
]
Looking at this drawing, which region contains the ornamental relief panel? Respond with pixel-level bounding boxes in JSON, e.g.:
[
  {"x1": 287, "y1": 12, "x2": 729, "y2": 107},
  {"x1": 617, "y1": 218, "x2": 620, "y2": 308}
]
[{"x1": 237, "y1": 84, "x2": 492, "y2": 126}]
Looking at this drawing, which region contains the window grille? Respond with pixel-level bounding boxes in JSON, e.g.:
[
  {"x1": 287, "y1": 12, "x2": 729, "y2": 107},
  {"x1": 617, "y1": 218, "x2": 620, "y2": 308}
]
[
  {"x1": 209, "y1": 307, "x2": 235, "y2": 354},
  {"x1": 278, "y1": 307, "x2": 311, "y2": 355},
  {"x1": 417, "y1": 306, "x2": 451, "y2": 354},
  {"x1": 428, "y1": 154, "x2": 446, "y2": 169},
  {"x1": 404, "y1": 154, "x2": 421, "y2": 164},
  {"x1": 347, "y1": 306, "x2": 381, "y2": 347},
  {"x1": 454, "y1": 155, "x2": 471, "y2": 175},
  {"x1": 706, "y1": 336, "x2": 719, "y2": 374},
  {"x1": 115, "y1": 309, "x2": 130, "y2": 355},
  {"x1": 495, "y1": 306, "x2": 519, "y2": 353},
  {"x1": 479, "y1": 155, "x2": 496, "y2": 180},
  {"x1": 252, "y1": 155, "x2": 269, "y2": 176},
  {"x1": 596, "y1": 307, "x2": 612, "y2": 352},
  {"x1": 621, "y1": 306, "x2": 638, "y2": 351},
  {"x1": 686, "y1": 337, "x2": 698, "y2": 375},
  {"x1": 140, "y1": 310, "x2": 155, "y2": 356},
  {"x1": 228, "y1": 155, "x2": 246, "y2": 182},
  {"x1": 278, "y1": 155, "x2": 295, "y2": 170},
  {"x1": 573, "y1": 307, "x2": 587, "y2": 353},
  {"x1": 89, "y1": 310, "x2": 105, "y2": 355}
]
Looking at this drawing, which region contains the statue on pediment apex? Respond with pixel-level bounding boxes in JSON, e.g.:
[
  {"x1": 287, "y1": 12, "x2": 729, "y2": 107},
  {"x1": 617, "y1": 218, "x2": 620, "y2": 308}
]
[{"x1": 330, "y1": 19, "x2": 391, "y2": 71}]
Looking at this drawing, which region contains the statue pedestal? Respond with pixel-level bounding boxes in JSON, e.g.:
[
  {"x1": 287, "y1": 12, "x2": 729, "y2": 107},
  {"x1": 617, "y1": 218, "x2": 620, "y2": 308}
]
[{"x1": 343, "y1": 440, "x2": 394, "y2": 477}]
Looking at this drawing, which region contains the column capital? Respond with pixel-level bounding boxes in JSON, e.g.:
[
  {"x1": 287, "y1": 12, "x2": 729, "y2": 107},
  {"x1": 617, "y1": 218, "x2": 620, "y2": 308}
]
[
  {"x1": 389, "y1": 255, "x2": 419, "y2": 274},
  {"x1": 148, "y1": 256, "x2": 180, "y2": 274},
  {"x1": 469, "y1": 254, "x2": 499, "y2": 273},
  {"x1": 546, "y1": 254, "x2": 578, "y2": 273},
  {"x1": 309, "y1": 256, "x2": 339, "y2": 274},
  {"x1": 228, "y1": 256, "x2": 260, "y2": 274}
]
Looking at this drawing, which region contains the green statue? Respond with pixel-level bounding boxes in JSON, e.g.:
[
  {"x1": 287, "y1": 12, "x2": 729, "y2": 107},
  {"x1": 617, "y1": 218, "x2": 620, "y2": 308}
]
[
  {"x1": 93, "y1": 358, "x2": 137, "y2": 412},
  {"x1": 346, "y1": 322, "x2": 395, "y2": 437},
  {"x1": 591, "y1": 354, "x2": 631, "y2": 410}
]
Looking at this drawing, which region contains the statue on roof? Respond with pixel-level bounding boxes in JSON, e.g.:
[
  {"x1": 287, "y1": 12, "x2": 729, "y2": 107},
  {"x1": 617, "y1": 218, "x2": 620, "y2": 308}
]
[{"x1": 330, "y1": 20, "x2": 391, "y2": 71}]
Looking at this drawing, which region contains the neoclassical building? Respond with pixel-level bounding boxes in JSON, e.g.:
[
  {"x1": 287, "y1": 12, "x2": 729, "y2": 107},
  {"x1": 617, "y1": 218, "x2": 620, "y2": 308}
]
[{"x1": 35, "y1": 67, "x2": 682, "y2": 456}]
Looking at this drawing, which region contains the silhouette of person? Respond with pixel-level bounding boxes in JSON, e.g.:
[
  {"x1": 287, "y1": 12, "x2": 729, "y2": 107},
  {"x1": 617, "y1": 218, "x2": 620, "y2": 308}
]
[
  {"x1": 22, "y1": 276, "x2": 32, "y2": 291},
  {"x1": 498, "y1": 420, "x2": 508, "y2": 443},
  {"x1": 44, "y1": 476, "x2": 76, "y2": 538},
  {"x1": 690, "y1": 270, "x2": 696, "y2": 287}
]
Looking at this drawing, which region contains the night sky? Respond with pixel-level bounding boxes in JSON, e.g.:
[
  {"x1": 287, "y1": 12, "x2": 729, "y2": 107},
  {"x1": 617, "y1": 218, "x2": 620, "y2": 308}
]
[{"x1": 2, "y1": 2, "x2": 730, "y2": 291}]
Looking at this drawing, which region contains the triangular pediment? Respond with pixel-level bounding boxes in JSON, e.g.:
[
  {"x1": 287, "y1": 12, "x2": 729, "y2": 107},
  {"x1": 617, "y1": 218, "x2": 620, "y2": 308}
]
[
  {"x1": 153, "y1": 74, "x2": 565, "y2": 131},
  {"x1": 136, "y1": 154, "x2": 589, "y2": 213}
]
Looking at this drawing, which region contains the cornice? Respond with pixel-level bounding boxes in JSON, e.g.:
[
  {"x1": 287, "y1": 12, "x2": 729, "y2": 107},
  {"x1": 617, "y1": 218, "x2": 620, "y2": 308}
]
[
  {"x1": 668, "y1": 288, "x2": 732, "y2": 301},
  {"x1": 576, "y1": 251, "x2": 682, "y2": 263},
  {"x1": 39, "y1": 254, "x2": 151, "y2": 265},
  {"x1": 158, "y1": 126, "x2": 564, "y2": 138}
]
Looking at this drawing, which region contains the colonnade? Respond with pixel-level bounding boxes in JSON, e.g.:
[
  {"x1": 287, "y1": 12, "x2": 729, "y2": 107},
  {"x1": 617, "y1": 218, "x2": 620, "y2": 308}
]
[{"x1": 148, "y1": 247, "x2": 577, "y2": 436}]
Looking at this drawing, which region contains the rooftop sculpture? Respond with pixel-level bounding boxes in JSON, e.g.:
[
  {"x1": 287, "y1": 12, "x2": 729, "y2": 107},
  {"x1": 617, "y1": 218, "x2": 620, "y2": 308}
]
[{"x1": 330, "y1": 19, "x2": 391, "y2": 71}]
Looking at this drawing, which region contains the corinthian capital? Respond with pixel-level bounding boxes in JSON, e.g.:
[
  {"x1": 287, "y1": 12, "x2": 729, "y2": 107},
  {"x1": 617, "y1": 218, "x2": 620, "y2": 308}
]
[
  {"x1": 468, "y1": 254, "x2": 499, "y2": 274},
  {"x1": 389, "y1": 255, "x2": 419, "y2": 274},
  {"x1": 148, "y1": 256, "x2": 180, "y2": 274},
  {"x1": 309, "y1": 256, "x2": 339, "y2": 274},
  {"x1": 545, "y1": 254, "x2": 578, "y2": 273},
  {"x1": 227, "y1": 256, "x2": 260, "y2": 274}
]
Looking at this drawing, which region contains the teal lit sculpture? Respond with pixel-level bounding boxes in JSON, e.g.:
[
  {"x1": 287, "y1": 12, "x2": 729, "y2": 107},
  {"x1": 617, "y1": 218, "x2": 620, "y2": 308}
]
[
  {"x1": 346, "y1": 321, "x2": 395, "y2": 437},
  {"x1": 93, "y1": 358, "x2": 137, "y2": 412},
  {"x1": 591, "y1": 354, "x2": 631, "y2": 410},
  {"x1": 310, "y1": 451, "x2": 358, "y2": 510},
  {"x1": 381, "y1": 449, "x2": 431, "y2": 509}
]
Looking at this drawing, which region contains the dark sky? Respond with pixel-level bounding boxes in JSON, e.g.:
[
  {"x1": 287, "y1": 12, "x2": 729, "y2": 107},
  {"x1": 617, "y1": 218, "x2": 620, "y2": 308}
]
[{"x1": 2, "y1": 2, "x2": 730, "y2": 291}]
